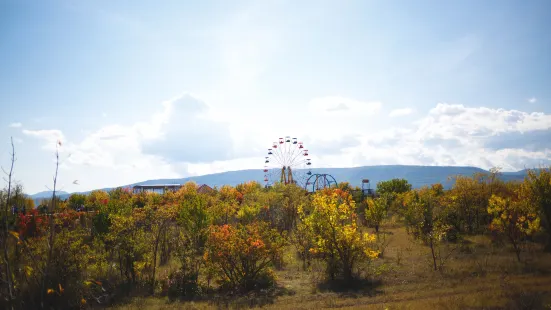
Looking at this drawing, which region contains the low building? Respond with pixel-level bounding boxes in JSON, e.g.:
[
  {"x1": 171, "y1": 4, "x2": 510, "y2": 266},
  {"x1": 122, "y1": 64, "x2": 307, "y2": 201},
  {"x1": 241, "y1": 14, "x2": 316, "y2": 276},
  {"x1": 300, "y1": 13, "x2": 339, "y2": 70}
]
[
  {"x1": 132, "y1": 184, "x2": 182, "y2": 194},
  {"x1": 132, "y1": 183, "x2": 213, "y2": 194}
]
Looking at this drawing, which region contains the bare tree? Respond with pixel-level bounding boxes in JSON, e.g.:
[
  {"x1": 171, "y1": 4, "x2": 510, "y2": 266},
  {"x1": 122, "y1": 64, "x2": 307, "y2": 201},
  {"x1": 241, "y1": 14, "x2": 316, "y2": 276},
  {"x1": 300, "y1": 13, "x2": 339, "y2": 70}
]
[
  {"x1": 40, "y1": 140, "x2": 61, "y2": 309},
  {"x1": 1, "y1": 137, "x2": 16, "y2": 306}
]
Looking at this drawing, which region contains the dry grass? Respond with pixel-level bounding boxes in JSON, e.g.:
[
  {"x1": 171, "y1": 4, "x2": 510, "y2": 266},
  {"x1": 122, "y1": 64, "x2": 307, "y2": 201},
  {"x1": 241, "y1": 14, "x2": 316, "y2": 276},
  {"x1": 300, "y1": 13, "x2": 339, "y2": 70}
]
[{"x1": 111, "y1": 223, "x2": 551, "y2": 310}]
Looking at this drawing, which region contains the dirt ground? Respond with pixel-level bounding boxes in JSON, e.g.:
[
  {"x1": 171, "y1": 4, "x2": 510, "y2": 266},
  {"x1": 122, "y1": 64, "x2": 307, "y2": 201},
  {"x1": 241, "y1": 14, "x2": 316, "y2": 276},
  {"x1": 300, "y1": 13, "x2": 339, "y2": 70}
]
[{"x1": 113, "y1": 224, "x2": 551, "y2": 310}]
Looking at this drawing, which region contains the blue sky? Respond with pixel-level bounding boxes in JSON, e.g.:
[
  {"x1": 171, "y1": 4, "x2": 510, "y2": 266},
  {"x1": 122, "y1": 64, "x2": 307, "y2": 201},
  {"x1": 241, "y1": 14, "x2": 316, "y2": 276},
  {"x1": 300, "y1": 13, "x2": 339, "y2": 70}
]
[{"x1": 1, "y1": 0, "x2": 551, "y2": 194}]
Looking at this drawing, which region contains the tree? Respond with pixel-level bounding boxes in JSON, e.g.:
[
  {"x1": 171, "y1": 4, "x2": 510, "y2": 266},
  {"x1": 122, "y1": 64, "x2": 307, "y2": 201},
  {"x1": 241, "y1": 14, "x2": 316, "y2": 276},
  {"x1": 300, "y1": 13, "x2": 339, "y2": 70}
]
[
  {"x1": 337, "y1": 182, "x2": 353, "y2": 192},
  {"x1": 212, "y1": 185, "x2": 240, "y2": 225},
  {"x1": 9, "y1": 183, "x2": 34, "y2": 214},
  {"x1": 403, "y1": 185, "x2": 453, "y2": 271},
  {"x1": 298, "y1": 189, "x2": 379, "y2": 281},
  {"x1": 166, "y1": 192, "x2": 213, "y2": 296},
  {"x1": 106, "y1": 212, "x2": 149, "y2": 285},
  {"x1": 376, "y1": 178, "x2": 412, "y2": 197},
  {"x1": 85, "y1": 190, "x2": 110, "y2": 211},
  {"x1": 175, "y1": 181, "x2": 199, "y2": 200},
  {"x1": 67, "y1": 193, "x2": 86, "y2": 211},
  {"x1": 522, "y1": 168, "x2": 551, "y2": 249},
  {"x1": 292, "y1": 220, "x2": 315, "y2": 271},
  {"x1": 178, "y1": 193, "x2": 211, "y2": 253},
  {"x1": 262, "y1": 183, "x2": 307, "y2": 232},
  {"x1": 41, "y1": 140, "x2": 61, "y2": 309},
  {"x1": 145, "y1": 204, "x2": 177, "y2": 293},
  {"x1": 376, "y1": 179, "x2": 412, "y2": 216},
  {"x1": 204, "y1": 222, "x2": 285, "y2": 292},
  {"x1": 488, "y1": 193, "x2": 541, "y2": 262},
  {"x1": 365, "y1": 195, "x2": 389, "y2": 233},
  {"x1": 1, "y1": 137, "x2": 16, "y2": 305},
  {"x1": 447, "y1": 173, "x2": 490, "y2": 234}
]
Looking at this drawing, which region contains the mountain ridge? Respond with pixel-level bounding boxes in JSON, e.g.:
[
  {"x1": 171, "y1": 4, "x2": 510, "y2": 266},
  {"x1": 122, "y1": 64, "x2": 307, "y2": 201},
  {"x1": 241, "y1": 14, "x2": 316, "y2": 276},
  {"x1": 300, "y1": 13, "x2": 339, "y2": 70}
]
[
  {"x1": 30, "y1": 165, "x2": 532, "y2": 203},
  {"x1": 30, "y1": 190, "x2": 70, "y2": 199}
]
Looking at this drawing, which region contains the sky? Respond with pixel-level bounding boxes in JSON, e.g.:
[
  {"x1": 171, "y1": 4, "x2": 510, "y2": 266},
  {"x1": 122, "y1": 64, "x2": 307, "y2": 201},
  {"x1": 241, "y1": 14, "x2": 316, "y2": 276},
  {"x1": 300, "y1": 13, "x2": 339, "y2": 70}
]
[{"x1": 1, "y1": 0, "x2": 551, "y2": 194}]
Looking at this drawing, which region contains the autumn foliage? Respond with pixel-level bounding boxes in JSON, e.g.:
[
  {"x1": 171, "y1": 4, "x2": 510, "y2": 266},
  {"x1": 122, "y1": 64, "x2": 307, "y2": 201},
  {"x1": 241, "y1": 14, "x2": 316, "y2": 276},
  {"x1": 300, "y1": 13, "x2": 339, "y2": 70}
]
[
  {"x1": 204, "y1": 222, "x2": 285, "y2": 291},
  {"x1": 299, "y1": 189, "x2": 379, "y2": 281},
  {"x1": 488, "y1": 191, "x2": 541, "y2": 261},
  {"x1": 1, "y1": 166, "x2": 551, "y2": 308}
]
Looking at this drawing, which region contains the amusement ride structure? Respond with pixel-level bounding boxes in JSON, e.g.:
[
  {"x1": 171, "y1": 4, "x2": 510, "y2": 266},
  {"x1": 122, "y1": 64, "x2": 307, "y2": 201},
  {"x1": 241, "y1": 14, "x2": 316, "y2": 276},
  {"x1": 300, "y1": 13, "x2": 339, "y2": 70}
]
[
  {"x1": 305, "y1": 173, "x2": 338, "y2": 193},
  {"x1": 263, "y1": 136, "x2": 312, "y2": 187},
  {"x1": 262, "y1": 136, "x2": 375, "y2": 195}
]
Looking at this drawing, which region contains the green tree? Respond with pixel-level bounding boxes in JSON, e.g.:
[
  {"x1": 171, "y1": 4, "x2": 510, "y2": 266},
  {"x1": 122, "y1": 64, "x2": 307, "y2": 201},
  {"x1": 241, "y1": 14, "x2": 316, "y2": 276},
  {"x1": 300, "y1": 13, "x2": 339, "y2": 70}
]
[
  {"x1": 403, "y1": 185, "x2": 453, "y2": 271},
  {"x1": 171, "y1": 192, "x2": 212, "y2": 296},
  {"x1": 143, "y1": 204, "x2": 177, "y2": 293},
  {"x1": 105, "y1": 212, "x2": 149, "y2": 285},
  {"x1": 376, "y1": 178, "x2": 412, "y2": 216},
  {"x1": 67, "y1": 193, "x2": 86, "y2": 211},
  {"x1": 376, "y1": 178, "x2": 412, "y2": 197}
]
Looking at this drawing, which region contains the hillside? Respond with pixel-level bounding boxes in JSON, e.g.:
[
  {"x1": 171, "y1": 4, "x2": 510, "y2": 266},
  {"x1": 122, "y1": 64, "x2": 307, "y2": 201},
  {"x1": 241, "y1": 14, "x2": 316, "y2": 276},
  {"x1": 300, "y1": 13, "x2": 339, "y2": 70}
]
[
  {"x1": 133, "y1": 165, "x2": 488, "y2": 189},
  {"x1": 33, "y1": 165, "x2": 531, "y2": 201},
  {"x1": 30, "y1": 190, "x2": 70, "y2": 200},
  {"x1": 135, "y1": 165, "x2": 530, "y2": 189}
]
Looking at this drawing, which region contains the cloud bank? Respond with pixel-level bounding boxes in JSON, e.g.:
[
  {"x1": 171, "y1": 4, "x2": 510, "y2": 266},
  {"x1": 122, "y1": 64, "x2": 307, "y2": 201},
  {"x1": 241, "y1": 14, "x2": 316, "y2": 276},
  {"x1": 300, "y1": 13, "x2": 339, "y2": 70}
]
[{"x1": 21, "y1": 94, "x2": 551, "y2": 193}]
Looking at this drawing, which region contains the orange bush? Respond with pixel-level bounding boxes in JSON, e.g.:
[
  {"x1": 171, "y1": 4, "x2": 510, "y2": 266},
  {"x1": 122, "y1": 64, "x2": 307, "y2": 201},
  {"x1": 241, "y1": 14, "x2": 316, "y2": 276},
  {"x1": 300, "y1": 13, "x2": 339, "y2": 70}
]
[{"x1": 204, "y1": 222, "x2": 285, "y2": 291}]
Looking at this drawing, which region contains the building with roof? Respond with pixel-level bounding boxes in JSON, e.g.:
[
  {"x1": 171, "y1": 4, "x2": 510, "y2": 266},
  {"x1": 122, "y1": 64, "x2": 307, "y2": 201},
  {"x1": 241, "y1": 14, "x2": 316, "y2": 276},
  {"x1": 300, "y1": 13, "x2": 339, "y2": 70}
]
[
  {"x1": 132, "y1": 183, "x2": 213, "y2": 195},
  {"x1": 197, "y1": 184, "x2": 214, "y2": 194}
]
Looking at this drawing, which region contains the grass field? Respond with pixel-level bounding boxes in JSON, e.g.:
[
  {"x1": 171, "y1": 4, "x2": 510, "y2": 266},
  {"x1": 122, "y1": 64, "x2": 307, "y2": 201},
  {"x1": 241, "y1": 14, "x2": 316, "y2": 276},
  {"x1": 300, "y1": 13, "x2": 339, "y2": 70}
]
[{"x1": 111, "y1": 222, "x2": 551, "y2": 310}]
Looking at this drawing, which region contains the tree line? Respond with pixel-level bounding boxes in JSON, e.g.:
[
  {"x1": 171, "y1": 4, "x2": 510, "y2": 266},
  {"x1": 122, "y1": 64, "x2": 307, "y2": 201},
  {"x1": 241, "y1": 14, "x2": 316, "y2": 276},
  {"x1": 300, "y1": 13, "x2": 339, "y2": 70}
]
[{"x1": 0, "y1": 140, "x2": 550, "y2": 309}]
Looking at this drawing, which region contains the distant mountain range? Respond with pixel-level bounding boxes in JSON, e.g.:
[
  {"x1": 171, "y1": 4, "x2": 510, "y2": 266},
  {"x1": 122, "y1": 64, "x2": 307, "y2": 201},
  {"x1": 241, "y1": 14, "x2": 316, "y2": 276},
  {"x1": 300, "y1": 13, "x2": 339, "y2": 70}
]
[
  {"x1": 30, "y1": 191, "x2": 70, "y2": 200},
  {"x1": 29, "y1": 165, "x2": 532, "y2": 205}
]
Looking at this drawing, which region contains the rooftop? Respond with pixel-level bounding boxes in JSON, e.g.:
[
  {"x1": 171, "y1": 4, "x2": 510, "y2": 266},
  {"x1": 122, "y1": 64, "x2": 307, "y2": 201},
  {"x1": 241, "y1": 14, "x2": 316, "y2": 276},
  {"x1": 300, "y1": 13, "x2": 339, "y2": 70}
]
[{"x1": 133, "y1": 184, "x2": 183, "y2": 188}]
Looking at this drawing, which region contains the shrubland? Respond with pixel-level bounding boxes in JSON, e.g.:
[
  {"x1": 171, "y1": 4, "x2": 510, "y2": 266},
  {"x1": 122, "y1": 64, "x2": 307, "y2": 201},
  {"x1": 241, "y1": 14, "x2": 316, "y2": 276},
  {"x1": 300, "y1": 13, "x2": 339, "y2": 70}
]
[{"x1": 1, "y1": 143, "x2": 551, "y2": 309}]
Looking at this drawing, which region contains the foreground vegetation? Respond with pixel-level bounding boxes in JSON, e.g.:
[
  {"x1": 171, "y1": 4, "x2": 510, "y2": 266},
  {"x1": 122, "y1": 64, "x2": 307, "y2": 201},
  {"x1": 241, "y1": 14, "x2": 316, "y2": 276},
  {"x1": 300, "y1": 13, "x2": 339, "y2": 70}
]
[{"x1": 1, "y1": 142, "x2": 551, "y2": 309}]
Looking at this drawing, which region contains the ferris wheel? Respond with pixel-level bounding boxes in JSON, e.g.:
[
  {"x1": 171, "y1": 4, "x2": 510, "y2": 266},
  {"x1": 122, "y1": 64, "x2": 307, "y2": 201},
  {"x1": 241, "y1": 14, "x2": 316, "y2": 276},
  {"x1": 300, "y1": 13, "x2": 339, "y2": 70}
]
[{"x1": 263, "y1": 136, "x2": 312, "y2": 187}]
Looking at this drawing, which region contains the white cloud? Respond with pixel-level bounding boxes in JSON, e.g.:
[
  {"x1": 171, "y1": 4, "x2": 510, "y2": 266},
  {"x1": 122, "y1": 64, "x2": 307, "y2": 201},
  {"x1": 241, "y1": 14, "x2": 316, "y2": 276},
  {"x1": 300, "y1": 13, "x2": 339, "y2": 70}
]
[
  {"x1": 419, "y1": 103, "x2": 551, "y2": 137},
  {"x1": 140, "y1": 94, "x2": 233, "y2": 163},
  {"x1": 9, "y1": 122, "x2": 22, "y2": 128},
  {"x1": 177, "y1": 101, "x2": 551, "y2": 179},
  {"x1": 186, "y1": 157, "x2": 260, "y2": 177},
  {"x1": 23, "y1": 122, "x2": 177, "y2": 192},
  {"x1": 22, "y1": 129, "x2": 65, "y2": 150},
  {"x1": 528, "y1": 97, "x2": 537, "y2": 103},
  {"x1": 389, "y1": 108, "x2": 413, "y2": 117},
  {"x1": 21, "y1": 93, "x2": 234, "y2": 192},
  {"x1": 309, "y1": 96, "x2": 382, "y2": 116},
  {"x1": 356, "y1": 103, "x2": 551, "y2": 171},
  {"x1": 20, "y1": 95, "x2": 551, "y2": 194},
  {"x1": 223, "y1": 103, "x2": 550, "y2": 175}
]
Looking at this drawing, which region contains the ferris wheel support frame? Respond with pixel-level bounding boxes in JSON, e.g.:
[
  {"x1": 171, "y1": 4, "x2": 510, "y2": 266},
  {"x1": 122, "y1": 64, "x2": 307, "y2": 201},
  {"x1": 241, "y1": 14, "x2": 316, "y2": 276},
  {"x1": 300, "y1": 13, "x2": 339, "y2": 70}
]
[{"x1": 263, "y1": 136, "x2": 311, "y2": 187}]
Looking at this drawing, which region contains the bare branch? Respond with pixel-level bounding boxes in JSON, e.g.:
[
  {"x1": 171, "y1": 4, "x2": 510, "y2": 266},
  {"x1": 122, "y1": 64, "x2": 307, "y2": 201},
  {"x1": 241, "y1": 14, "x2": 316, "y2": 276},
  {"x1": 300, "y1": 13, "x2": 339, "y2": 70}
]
[
  {"x1": 41, "y1": 140, "x2": 61, "y2": 309},
  {"x1": 2, "y1": 137, "x2": 16, "y2": 302}
]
